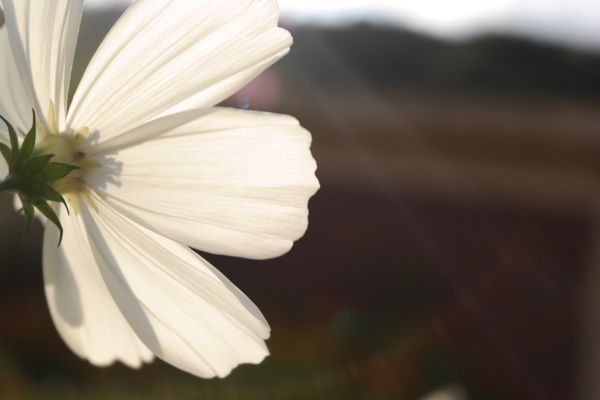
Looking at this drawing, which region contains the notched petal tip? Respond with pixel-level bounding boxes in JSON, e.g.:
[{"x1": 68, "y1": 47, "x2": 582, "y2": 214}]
[
  {"x1": 77, "y1": 197, "x2": 273, "y2": 379},
  {"x1": 86, "y1": 352, "x2": 153, "y2": 370}
]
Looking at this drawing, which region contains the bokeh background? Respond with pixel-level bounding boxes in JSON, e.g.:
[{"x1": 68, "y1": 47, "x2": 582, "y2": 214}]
[{"x1": 2, "y1": 1, "x2": 600, "y2": 399}]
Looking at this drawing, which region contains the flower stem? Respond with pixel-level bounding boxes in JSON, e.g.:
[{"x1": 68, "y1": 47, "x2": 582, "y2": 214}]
[{"x1": 0, "y1": 174, "x2": 20, "y2": 193}]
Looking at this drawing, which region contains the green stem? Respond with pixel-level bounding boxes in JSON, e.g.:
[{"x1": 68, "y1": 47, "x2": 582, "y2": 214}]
[{"x1": 0, "y1": 174, "x2": 20, "y2": 192}]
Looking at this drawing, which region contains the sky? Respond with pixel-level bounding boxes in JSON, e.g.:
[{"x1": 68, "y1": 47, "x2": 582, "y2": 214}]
[{"x1": 85, "y1": 0, "x2": 600, "y2": 50}]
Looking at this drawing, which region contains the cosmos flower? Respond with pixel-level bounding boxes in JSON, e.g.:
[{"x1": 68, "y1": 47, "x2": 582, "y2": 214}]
[{"x1": 0, "y1": 0, "x2": 319, "y2": 378}]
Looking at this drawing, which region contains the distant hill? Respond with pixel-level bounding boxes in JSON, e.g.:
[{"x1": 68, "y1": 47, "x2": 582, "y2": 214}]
[
  {"x1": 73, "y1": 10, "x2": 600, "y2": 101},
  {"x1": 283, "y1": 24, "x2": 600, "y2": 99}
]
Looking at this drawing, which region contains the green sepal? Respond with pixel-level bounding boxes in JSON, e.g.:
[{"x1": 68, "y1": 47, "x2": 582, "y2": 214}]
[
  {"x1": 43, "y1": 162, "x2": 80, "y2": 182},
  {"x1": 31, "y1": 199, "x2": 63, "y2": 245},
  {"x1": 0, "y1": 115, "x2": 20, "y2": 165},
  {"x1": 19, "y1": 195, "x2": 35, "y2": 236},
  {"x1": 20, "y1": 111, "x2": 37, "y2": 159},
  {"x1": 0, "y1": 142, "x2": 11, "y2": 166},
  {"x1": 37, "y1": 181, "x2": 70, "y2": 215},
  {"x1": 25, "y1": 154, "x2": 53, "y2": 175},
  {"x1": 0, "y1": 112, "x2": 77, "y2": 245}
]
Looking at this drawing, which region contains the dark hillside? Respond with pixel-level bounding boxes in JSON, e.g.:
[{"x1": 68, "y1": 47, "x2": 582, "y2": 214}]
[
  {"x1": 77, "y1": 10, "x2": 600, "y2": 100},
  {"x1": 282, "y1": 25, "x2": 600, "y2": 99}
]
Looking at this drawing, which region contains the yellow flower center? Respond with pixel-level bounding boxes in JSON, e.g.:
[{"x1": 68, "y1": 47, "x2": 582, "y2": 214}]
[{"x1": 35, "y1": 128, "x2": 100, "y2": 212}]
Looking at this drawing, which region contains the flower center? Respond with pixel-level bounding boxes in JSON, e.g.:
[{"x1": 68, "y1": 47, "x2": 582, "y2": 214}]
[
  {"x1": 35, "y1": 130, "x2": 98, "y2": 195},
  {"x1": 0, "y1": 113, "x2": 87, "y2": 242}
]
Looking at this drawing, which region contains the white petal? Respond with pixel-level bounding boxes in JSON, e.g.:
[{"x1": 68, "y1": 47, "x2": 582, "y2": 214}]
[
  {"x1": 87, "y1": 108, "x2": 319, "y2": 259},
  {"x1": 43, "y1": 208, "x2": 153, "y2": 368},
  {"x1": 67, "y1": 0, "x2": 291, "y2": 139},
  {"x1": 1, "y1": 0, "x2": 83, "y2": 132},
  {"x1": 80, "y1": 195, "x2": 270, "y2": 378},
  {"x1": 0, "y1": 26, "x2": 31, "y2": 132}
]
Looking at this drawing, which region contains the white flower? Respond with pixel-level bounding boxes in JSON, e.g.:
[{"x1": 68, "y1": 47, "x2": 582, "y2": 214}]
[{"x1": 0, "y1": 0, "x2": 319, "y2": 378}]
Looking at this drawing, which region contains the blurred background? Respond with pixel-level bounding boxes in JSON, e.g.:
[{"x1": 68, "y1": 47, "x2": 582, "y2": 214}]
[{"x1": 2, "y1": 1, "x2": 600, "y2": 399}]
